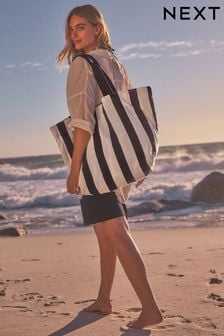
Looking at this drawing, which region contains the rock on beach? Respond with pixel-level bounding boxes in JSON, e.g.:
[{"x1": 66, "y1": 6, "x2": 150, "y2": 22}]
[{"x1": 191, "y1": 171, "x2": 224, "y2": 203}]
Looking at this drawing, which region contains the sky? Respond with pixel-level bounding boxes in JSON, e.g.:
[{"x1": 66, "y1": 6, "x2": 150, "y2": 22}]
[{"x1": 0, "y1": 0, "x2": 224, "y2": 158}]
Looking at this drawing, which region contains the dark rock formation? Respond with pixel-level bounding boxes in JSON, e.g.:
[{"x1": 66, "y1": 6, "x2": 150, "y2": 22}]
[
  {"x1": 0, "y1": 226, "x2": 27, "y2": 237},
  {"x1": 128, "y1": 199, "x2": 195, "y2": 217},
  {"x1": 159, "y1": 199, "x2": 196, "y2": 210},
  {"x1": 191, "y1": 171, "x2": 224, "y2": 203},
  {"x1": 128, "y1": 200, "x2": 164, "y2": 216}
]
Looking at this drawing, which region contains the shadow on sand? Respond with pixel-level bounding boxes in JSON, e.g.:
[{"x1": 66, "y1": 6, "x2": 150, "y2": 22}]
[
  {"x1": 48, "y1": 310, "x2": 105, "y2": 336},
  {"x1": 48, "y1": 310, "x2": 151, "y2": 336},
  {"x1": 120, "y1": 328, "x2": 151, "y2": 336}
]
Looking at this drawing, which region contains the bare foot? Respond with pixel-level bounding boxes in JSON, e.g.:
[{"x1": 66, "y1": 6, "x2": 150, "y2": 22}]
[
  {"x1": 83, "y1": 299, "x2": 112, "y2": 315},
  {"x1": 127, "y1": 311, "x2": 163, "y2": 329}
]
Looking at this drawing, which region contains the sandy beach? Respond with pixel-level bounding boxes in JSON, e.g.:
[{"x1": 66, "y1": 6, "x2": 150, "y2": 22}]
[{"x1": 1, "y1": 226, "x2": 224, "y2": 336}]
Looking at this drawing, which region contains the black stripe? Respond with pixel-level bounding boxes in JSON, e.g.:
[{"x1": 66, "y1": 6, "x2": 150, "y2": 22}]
[
  {"x1": 129, "y1": 89, "x2": 157, "y2": 156},
  {"x1": 110, "y1": 94, "x2": 151, "y2": 175},
  {"x1": 92, "y1": 119, "x2": 118, "y2": 191},
  {"x1": 83, "y1": 55, "x2": 116, "y2": 93},
  {"x1": 102, "y1": 107, "x2": 135, "y2": 183},
  {"x1": 57, "y1": 120, "x2": 98, "y2": 195},
  {"x1": 147, "y1": 87, "x2": 159, "y2": 132},
  {"x1": 76, "y1": 54, "x2": 116, "y2": 96},
  {"x1": 82, "y1": 151, "x2": 100, "y2": 195},
  {"x1": 57, "y1": 121, "x2": 73, "y2": 158}
]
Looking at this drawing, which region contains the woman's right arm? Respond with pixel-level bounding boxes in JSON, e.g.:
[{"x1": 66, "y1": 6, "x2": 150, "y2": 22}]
[
  {"x1": 66, "y1": 58, "x2": 96, "y2": 194},
  {"x1": 66, "y1": 127, "x2": 91, "y2": 194}
]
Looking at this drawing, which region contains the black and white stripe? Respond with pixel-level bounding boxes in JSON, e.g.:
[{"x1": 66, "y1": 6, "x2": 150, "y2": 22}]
[
  {"x1": 50, "y1": 54, "x2": 159, "y2": 195},
  {"x1": 50, "y1": 86, "x2": 159, "y2": 195}
]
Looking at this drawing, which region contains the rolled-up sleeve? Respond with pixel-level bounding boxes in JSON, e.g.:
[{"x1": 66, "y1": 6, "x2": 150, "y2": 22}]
[{"x1": 66, "y1": 57, "x2": 97, "y2": 134}]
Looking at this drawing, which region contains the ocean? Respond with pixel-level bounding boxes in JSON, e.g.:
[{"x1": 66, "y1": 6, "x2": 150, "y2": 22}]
[{"x1": 0, "y1": 142, "x2": 224, "y2": 235}]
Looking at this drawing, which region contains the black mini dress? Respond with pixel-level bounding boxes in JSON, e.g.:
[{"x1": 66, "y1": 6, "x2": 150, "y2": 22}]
[{"x1": 80, "y1": 192, "x2": 128, "y2": 226}]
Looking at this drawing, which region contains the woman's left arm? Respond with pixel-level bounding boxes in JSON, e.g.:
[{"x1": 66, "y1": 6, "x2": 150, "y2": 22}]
[{"x1": 66, "y1": 127, "x2": 91, "y2": 194}]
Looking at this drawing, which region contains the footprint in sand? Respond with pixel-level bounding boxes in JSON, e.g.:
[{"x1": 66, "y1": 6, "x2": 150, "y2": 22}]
[
  {"x1": 6, "y1": 278, "x2": 31, "y2": 283},
  {"x1": 142, "y1": 251, "x2": 163, "y2": 255},
  {"x1": 0, "y1": 289, "x2": 6, "y2": 296},
  {"x1": 167, "y1": 273, "x2": 184, "y2": 277},
  {"x1": 164, "y1": 314, "x2": 192, "y2": 324},
  {"x1": 207, "y1": 292, "x2": 224, "y2": 302},
  {"x1": 168, "y1": 264, "x2": 177, "y2": 269},
  {"x1": 44, "y1": 300, "x2": 65, "y2": 307},
  {"x1": 113, "y1": 308, "x2": 167, "y2": 323},
  {"x1": 40, "y1": 311, "x2": 70, "y2": 317},
  {"x1": 154, "y1": 314, "x2": 192, "y2": 330},
  {"x1": 1, "y1": 305, "x2": 31, "y2": 312},
  {"x1": 59, "y1": 312, "x2": 70, "y2": 315},
  {"x1": 193, "y1": 317, "x2": 217, "y2": 330},
  {"x1": 19, "y1": 308, "x2": 33, "y2": 312},
  {"x1": 74, "y1": 299, "x2": 95, "y2": 304},
  {"x1": 217, "y1": 302, "x2": 224, "y2": 307},
  {"x1": 206, "y1": 248, "x2": 224, "y2": 251},
  {"x1": 32, "y1": 293, "x2": 66, "y2": 307},
  {"x1": 161, "y1": 315, "x2": 217, "y2": 331},
  {"x1": 209, "y1": 277, "x2": 223, "y2": 284},
  {"x1": 2, "y1": 291, "x2": 69, "y2": 317},
  {"x1": 21, "y1": 258, "x2": 41, "y2": 262},
  {"x1": 0, "y1": 280, "x2": 7, "y2": 297},
  {"x1": 110, "y1": 311, "x2": 126, "y2": 320},
  {"x1": 114, "y1": 307, "x2": 163, "y2": 323},
  {"x1": 22, "y1": 292, "x2": 44, "y2": 302},
  {"x1": 127, "y1": 307, "x2": 142, "y2": 313},
  {"x1": 207, "y1": 293, "x2": 224, "y2": 307},
  {"x1": 15, "y1": 292, "x2": 65, "y2": 307}
]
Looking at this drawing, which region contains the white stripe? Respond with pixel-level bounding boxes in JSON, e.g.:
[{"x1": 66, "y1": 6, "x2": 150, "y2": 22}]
[
  {"x1": 85, "y1": 136, "x2": 110, "y2": 194},
  {"x1": 137, "y1": 87, "x2": 157, "y2": 130},
  {"x1": 120, "y1": 90, "x2": 155, "y2": 167},
  {"x1": 95, "y1": 105, "x2": 129, "y2": 187},
  {"x1": 102, "y1": 95, "x2": 145, "y2": 180},
  {"x1": 136, "y1": 88, "x2": 159, "y2": 153},
  {"x1": 64, "y1": 117, "x2": 75, "y2": 143},
  {"x1": 79, "y1": 168, "x2": 91, "y2": 195}
]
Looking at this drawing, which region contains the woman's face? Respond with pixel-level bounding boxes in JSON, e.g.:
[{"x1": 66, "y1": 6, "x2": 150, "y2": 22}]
[{"x1": 69, "y1": 15, "x2": 100, "y2": 52}]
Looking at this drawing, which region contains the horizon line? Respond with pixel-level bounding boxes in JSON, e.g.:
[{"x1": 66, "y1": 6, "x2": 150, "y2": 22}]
[{"x1": 0, "y1": 140, "x2": 223, "y2": 160}]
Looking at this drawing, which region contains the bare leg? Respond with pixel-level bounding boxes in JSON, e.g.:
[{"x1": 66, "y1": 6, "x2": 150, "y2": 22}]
[
  {"x1": 84, "y1": 222, "x2": 117, "y2": 314},
  {"x1": 103, "y1": 216, "x2": 163, "y2": 329}
]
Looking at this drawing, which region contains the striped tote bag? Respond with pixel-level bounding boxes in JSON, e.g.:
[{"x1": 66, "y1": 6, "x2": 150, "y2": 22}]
[{"x1": 50, "y1": 54, "x2": 159, "y2": 195}]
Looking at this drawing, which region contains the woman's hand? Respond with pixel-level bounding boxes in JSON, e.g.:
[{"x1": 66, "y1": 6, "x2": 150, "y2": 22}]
[
  {"x1": 66, "y1": 172, "x2": 81, "y2": 194},
  {"x1": 135, "y1": 177, "x2": 145, "y2": 188}
]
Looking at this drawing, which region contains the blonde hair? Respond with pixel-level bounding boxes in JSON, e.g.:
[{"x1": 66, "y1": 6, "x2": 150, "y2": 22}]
[{"x1": 57, "y1": 4, "x2": 112, "y2": 65}]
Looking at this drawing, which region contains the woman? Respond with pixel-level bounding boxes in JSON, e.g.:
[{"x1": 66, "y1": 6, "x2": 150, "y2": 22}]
[{"x1": 57, "y1": 4, "x2": 163, "y2": 329}]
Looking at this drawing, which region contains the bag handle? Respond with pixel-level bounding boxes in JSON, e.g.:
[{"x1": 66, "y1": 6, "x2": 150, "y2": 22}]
[{"x1": 73, "y1": 53, "x2": 117, "y2": 96}]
